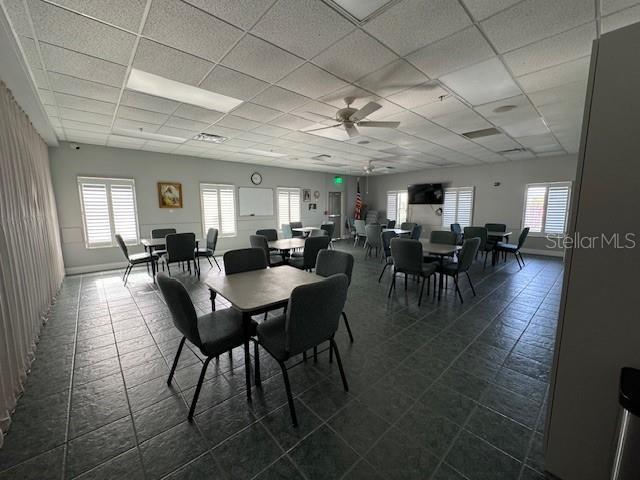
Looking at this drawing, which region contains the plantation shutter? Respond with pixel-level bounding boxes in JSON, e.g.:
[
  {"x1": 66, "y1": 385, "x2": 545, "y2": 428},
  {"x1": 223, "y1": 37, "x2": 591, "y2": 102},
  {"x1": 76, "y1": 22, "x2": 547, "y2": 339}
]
[
  {"x1": 523, "y1": 182, "x2": 571, "y2": 235},
  {"x1": 523, "y1": 185, "x2": 549, "y2": 233},
  {"x1": 200, "y1": 184, "x2": 236, "y2": 237},
  {"x1": 387, "y1": 192, "x2": 397, "y2": 223},
  {"x1": 110, "y1": 184, "x2": 138, "y2": 244},
  {"x1": 79, "y1": 182, "x2": 112, "y2": 247},
  {"x1": 456, "y1": 187, "x2": 474, "y2": 228},
  {"x1": 544, "y1": 184, "x2": 571, "y2": 234},
  {"x1": 442, "y1": 189, "x2": 458, "y2": 228},
  {"x1": 277, "y1": 188, "x2": 300, "y2": 225}
]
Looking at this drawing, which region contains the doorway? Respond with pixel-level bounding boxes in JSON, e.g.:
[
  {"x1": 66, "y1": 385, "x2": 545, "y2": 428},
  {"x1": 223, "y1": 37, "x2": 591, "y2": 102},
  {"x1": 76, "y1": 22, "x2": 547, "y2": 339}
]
[{"x1": 328, "y1": 192, "x2": 342, "y2": 239}]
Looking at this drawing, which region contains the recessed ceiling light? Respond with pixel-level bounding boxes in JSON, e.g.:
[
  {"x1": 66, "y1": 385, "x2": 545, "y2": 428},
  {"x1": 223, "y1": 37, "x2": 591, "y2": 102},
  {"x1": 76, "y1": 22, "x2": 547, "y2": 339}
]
[
  {"x1": 192, "y1": 133, "x2": 228, "y2": 143},
  {"x1": 244, "y1": 148, "x2": 287, "y2": 158},
  {"x1": 462, "y1": 127, "x2": 501, "y2": 139},
  {"x1": 357, "y1": 140, "x2": 370, "y2": 144},
  {"x1": 111, "y1": 127, "x2": 186, "y2": 144},
  {"x1": 126, "y1": 69, "x2": 243, "y2": 113},
  {"x1": 493, "y1": 105, "x2": 517, "y2": 113}
]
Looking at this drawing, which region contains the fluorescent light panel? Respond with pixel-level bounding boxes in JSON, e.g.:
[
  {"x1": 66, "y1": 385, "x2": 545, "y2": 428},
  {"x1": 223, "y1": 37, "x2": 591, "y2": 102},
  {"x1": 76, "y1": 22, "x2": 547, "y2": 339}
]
[
  {"x1": 126, "y1": 69, "x2": 243, "y2": 113},
  {"x1": 244, "y1": 148, "x2": 287, "y2": 157},
  {"x1": 111, "y1": 127, "x2": 187, "y2": 144}
]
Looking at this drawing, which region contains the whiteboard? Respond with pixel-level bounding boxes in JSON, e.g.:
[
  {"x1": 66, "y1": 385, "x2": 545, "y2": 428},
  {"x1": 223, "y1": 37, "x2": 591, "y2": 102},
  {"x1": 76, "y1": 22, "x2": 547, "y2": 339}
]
[{"x1": 239, "y1": 187, "x2": 274, "y2": 216}]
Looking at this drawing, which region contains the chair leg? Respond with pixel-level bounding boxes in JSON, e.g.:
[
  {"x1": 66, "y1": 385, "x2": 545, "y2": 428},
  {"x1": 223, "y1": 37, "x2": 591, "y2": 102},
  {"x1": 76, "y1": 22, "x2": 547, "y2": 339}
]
[
  {"x1": 122, "y1": 264, "x2": 130, "y2": 282},
  {"x1": 167, "y1": 263, "x2": 171, "y2": 276},
  {"x1": 453, "y1": 274, "x2": 463, "y2": 303},
  {"x1": 404, "y1": 273, "x2": 408, "y2": 291},
  {"x1": 330, "y1": 339, "x2": 349, "y2": 392},
  {"x1": 341, "y1": 311, "x2": 354, "y2": 342},
  {"x1": 388, "y1": 271, "x2": 396, "y2": 298},
  {"x1": 483, "y1": 252, "x2": 488, "y2": 269},
  {"x1": 206, "y1": 256, "x2": 213, "y2": 267},
  {"x1": 313, "y1": 346, "x2": 318, "y2": 362},
  {"x1": 188, "y1": 356, "x2": 212, "y2": 420},
  {"x1": 514, "y1": 252, "x2": 522, "y2": 269},
  {"x1": 278, "y1": 361, "x2": 298, "y2": 427},
  {"x1": 465, "y1": 271, "x2": 476, "y2": 296},
  {"x1": 168, "y1": 337, "x2": 186, "y2": 385},
  {"x1": 253, "y1": 340, "x2": 261, "y2": 388},
  {"x1": 378, "y1": 262, "x2": 390, "y2": 283},
  {"x1": 329, "y1": 340, "x2": 333, "y2": 363},
  {"x1": 213, "y1": 256, "x2": 221, "y2": 271},
  {"x1": 519, "y1": 251, "x2": 525, "y2": 265},
  {"x1": 418, "y1": 275, "x2": 426, "y2": 306}
]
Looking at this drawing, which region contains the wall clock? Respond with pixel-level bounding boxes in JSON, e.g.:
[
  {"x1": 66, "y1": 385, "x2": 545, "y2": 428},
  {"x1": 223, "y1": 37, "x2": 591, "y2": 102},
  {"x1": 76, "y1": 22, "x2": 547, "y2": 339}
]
[
  {"x1": 314, "y1": 190, "x2": 320, "y2": 200},
  {"x1": 250, "y1": 172, "x2": 262, "y2": 185}
]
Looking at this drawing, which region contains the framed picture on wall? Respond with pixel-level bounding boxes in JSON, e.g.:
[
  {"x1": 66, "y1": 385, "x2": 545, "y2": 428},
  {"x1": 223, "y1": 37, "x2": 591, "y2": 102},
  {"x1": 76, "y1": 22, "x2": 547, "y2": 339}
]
[
  {"x1": 302, "y1": 189, "x2": 311, "y2": 202},
  {"x1": 158, "y1": 182, "x2": 183, "y2": 208}
]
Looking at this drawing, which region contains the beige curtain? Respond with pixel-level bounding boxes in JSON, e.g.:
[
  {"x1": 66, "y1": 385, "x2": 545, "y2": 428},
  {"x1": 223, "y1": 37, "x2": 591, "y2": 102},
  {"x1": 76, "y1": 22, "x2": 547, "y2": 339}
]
[{"x1": 0, "y1": 80, "x2": 64, "y2": 447}]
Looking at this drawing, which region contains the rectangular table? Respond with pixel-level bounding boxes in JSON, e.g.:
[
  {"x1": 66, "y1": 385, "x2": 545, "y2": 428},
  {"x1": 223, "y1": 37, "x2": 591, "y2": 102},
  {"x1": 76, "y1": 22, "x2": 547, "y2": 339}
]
[
  {"x1": 268, "y1": 238, "x2": 306, "y2": 253},
  {"x1": 383, "y1": 228, "x2": 412, "y2": 235},
  {"x1": 421, "y1": 240, "x2": 462, "y2": 300},
  {"x1": 141, "y1": 237, "x2": 200, "y2": 279},
  {"x1": 486, "y1": 231, "x2": 512, "y2": 265},
  {"x1": 205, "y1": 266, "x2": 323, "y2": 400}
]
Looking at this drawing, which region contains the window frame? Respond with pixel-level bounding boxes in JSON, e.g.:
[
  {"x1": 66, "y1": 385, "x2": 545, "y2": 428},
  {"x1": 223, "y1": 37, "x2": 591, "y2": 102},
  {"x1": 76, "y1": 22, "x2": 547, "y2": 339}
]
[
  {"x1": 77, "y1": 176, "x2": 140, "y2": 249},
  {"x1": 277, "y1": 187, "x2": 301, "y2": 226},
  {"x1": 442, "y1": 186, "x2": 474, "y2": 228},
  {"x1": 522, "y1": 181, "x2": 572, "y2": 237},
  {"x1": 199, "y1": 183, "x2": 237, "y2": 238},
  {"x1": 386, "y1": 190, "x2": 408, "y2": 224}
]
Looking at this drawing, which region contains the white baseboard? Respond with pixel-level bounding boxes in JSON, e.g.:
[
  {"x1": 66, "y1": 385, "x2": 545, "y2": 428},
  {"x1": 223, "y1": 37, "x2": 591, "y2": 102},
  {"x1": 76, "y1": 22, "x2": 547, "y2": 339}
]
[{"x1": 520, "y1": 248, "x2": 565, "y2": 258}]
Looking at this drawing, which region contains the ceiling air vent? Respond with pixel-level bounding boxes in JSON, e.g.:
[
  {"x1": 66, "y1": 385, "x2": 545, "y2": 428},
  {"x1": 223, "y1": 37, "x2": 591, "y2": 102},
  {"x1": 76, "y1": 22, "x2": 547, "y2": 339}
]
[
  {"x1": 193, "y1": 132, "x2": 228, "y2": 144},
  {"x1": 462, "y1": 127, "x2": 501, "y2": 139},
  {"x1": 311, "y1": 154, "x2": 332, "y2": 160},
  {"x1": 498, "y1": 147, "x2": 528, "y2": 154}
]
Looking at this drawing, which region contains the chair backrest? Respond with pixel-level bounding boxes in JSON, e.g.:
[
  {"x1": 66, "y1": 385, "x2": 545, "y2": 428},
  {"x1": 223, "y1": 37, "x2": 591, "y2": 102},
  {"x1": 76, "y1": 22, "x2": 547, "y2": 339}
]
[
  {"x1": 166, "y1": 233, "x2": 196, "y2": 262},
  {"x1": 249, "y1": 235, "x2": 270, "y2": 263},
  {"x1": 410, "y1": 224, "x2": 422, "y2": 240},
  {"x1": 320, "y1": 223, "x2": 334, "y2": 238},
  {"x1": 387, "y1": 220, "x2": 396, "y2": 229},
  {"x1": 223, "y1": 248, "x2": 267, "y2": 275},
  {"x1": 302, "y1": 235, "x2": 330, "y2": 269},
  {"x1": 315, "y1": 250, "x2": 354, "y2": 285},
  {"x1": 517, "y1": 227, "x2": 530, "y2": 249},
  {"x1": 430, "y1": 230, "x2": 457, "y2": 245},
  {"x1": 450, "y1": 223, "x2": 462, "y2": 235},
  {"x1": 455, "y1": 238, "x2": 481, "y2": 273},
  {"x1": 365, "y1": 224, "x2": 383, "y2": 247},
  {"x1": 156, "y1": 273, "x2": 201, "y2": 348},
  {"x1": 381, "y1": 230, "x2": 397, "y2": 258},
  {"x1": 256, "y1": 229, "x2": 278, "y2": 242},
  {"x1": 285, "y1": 274, "x2": 348, "y2": 355},
  {"x1": 463, "y1": 226, "x2": 487, "y2": 250},
  {"x1": 485, "y1": 223, "x2": 506, "y2": 233},
  {"x1": 400, "y1": 222, "x2": 416, "y2": 232},
  {"x1": 115, "y1": 233, "x2": 128, "y2": 259},
  {"x1": 290, "y1": 221, "x2": 303, "y2": 237},
  {"x1": 206, "y1": 228, "x2": 218, "y2": 252},
  {"x1": 281, "y1": 224, "x2": 293, "y2": 239},
  {"x1": 151, "y1": 228, "x2": 177, "y2": 239},
  {"x1": 309, "y1": 228, "x2": 327, "y2": 237},
  {"x1": 390, "y1": 238, "x2": 423, "y2": 275},
  {"x1": 353, "y1": 219, "x2": 366, "y2": 235}
]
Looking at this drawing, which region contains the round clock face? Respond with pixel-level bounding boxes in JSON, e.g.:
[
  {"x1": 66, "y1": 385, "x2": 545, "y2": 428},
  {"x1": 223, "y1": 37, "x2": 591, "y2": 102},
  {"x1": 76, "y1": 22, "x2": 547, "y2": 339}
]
[
  {"x1": 314, "y1": 190, "x2": 320, "y2": 200},
  {"x1": 251, "y1": 172, "x2": 262, "y2": 185}
]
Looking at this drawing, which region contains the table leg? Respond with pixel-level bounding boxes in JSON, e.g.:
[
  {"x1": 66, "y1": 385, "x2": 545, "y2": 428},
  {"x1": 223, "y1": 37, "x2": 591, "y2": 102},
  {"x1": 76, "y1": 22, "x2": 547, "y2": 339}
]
[
  {"x1": 242, "y1": 311, "x2": 252, "y2": 403},
  {"x1": 149, "y1": 246, "x2": 157, "y2": 283},
  {"x1": 438, "y1": 255, "x2": 444, "y2": 300},
  {"x1": 209, "y1": 289, "x2": 217, "y2": 311}
]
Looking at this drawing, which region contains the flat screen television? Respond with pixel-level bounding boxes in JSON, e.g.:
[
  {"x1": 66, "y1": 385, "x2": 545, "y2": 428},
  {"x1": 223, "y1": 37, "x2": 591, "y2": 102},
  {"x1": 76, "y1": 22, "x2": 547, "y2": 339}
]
[{"x1": 408, "y1": 183, "x2": 444, "y2": 204}]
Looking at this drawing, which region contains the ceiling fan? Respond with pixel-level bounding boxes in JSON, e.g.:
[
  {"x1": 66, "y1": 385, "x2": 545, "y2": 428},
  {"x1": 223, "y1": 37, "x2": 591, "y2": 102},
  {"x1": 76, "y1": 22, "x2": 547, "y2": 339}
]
[
  {"x1": 363, "y1": 160, "x2": 393, "y2": 175},
  {"x1": 304, "y1": 97, "x2": 400, "y2": 138}
]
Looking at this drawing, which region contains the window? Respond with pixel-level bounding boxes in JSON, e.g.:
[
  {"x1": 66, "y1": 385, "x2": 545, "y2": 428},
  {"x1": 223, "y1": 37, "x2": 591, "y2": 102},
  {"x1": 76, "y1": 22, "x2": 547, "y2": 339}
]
[
  {"x1": 442, "y1": 187, "x2": 474, "y2": 228},
  {"x1": 386, "y1": 190, "x2": 408, "y2": 224},
  {"x1": 200, "y1": 184, "x2": 237, "y2": 237},
  {"x1": 523, "y1": 182, "x2": 571, "y2": 235},
  {"x1": 78, "y1": 177, "x2": 139, "y2": 248},
  {"x1": 277, "y1": 187, "x2": 301, "y2": 226}
]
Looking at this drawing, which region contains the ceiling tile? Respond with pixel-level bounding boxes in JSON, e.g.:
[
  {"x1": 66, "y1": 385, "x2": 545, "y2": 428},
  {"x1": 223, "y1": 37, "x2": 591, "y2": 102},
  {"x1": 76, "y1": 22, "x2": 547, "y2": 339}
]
[
  {"x1": 113, "y1": 117, "x2": 161, "y2": 133},
  {"x1": 252, "y1": 123, "x2": 292, "y2": 137},
  {"x1": 516, "y1": 133, "x2": 563, "y2": 152},
  {"x1": 143, "y1": 140, "x2": 179, "y2": 152},
  {"x1": 165, "y1": 116, "x2": 211, "y2": 132},
  {"x1": 251, "y1": 86, "x2": 310, "y2": 112},
  {"x1": 356, "y1": 59, "x2": 429, "y2": 97},
  {"x1": 250, "y1": 0, "x2": 354, "y2": 59},
  {"x1": 364, "y1": 0, "x2": 471, "y2": 56},
  {"x1": 601, "y1": 0, "x2": 639, "y2": 15},
  {"x1": 29, "y1": 1, "x2": 136, "y2": 65},
  {"x1": 386, "y1": 81, "x2": 448, "y2": 109},
  {"x1": 473, "y1": 133, "x2": 520, "y2": 151},
  {"x1": 460, "y1": 0, "x2": 521, "y2": 21},
  {"x1": 107, "y1": 135, "x2": 146, "y2": 148},
  {"x1": 156, "y1": 125, "x2": 195, "y2": 138},
  {"x1": 481, "y1": 0, "x2": 595, "y2": 53},
  {"x1": 501, "y1": 117, "x2": 550, "y2": 137},
  {"x1": 200, "y1": 65, "x2": 269, "y2": 101},
  {"x1": 602, "y1": 4, "x2": 640, "y2": 33},
  {"x1": 59, "y1": 107, "x2": 113, "y2": 126},
  {"x1": 203, "y1": 124, "x2": 244, "y2": 138},
  {"x1": 173, "y1": 104, "x2": 225, "y2": 123},
  {"x1": 277, "y1": 63, "x2": 348, "y2": 98},
  {"x1": 64, "y1": 129, "x2": 108, "y2": 145},
  {"x1": 269, "y1": 114, "x2": 317, "y2": 130},
  {"x1": 221, "y1": 34, "x2": 304, "y2": 83},
  {"x1": 411, "y1": 96, "x2": 467, "y2": 119},
  {"x1": 133, "y1": 39, "x2": 214, "y2": 85},
  {"x1": 440, "y1": 57, "x2": 521, "y2": 105},
  {"x1": 117, "y1": 105, "x2": 169, "y2": 124},
  {"x1": 518, "y1": 56, "x2": 590, "y2": 93},
  {"x1": 503, "y1": 22, "x2": 596, "y2": 77},
  {"x1": 384, "y1": 110, "x2": 433, "y2": 136},
  {"x1": 60, "y1": 119, "x2": 110, "y2": 133},
  {"x1": 48, "y1": 72, "x2": 121, "y2": 103},
  {"x1": 54, "y1": 92, "x2": 116, "y2": 115},
  {"x1": 290, "y1": 100, "x2": 338, "y2": 123},
  {"x1": 406, "y1": 27, "x2": 495, "y2": 78},
  {"x1": 48, "y1": 0, "x2": 147, "y2": 31},
  {"x1": 431, "y1": 107, "x2": 492, "y2": 133},
  {"x1": 39, "y1": 89, "x2": 55, "y2": 105},
  {"x1": 216, "y1": 114, "x2": 262, "y2": 131},
  {"x1": 312, "y1": 30, "x2": 398, "y2": 82},
  {"x1": 120, "y1": 90, "x2": 180, "y2": 114},
  {"x1": 3, "y1": 0, "x2": 33, "y2": 36},
  {"x1": 232, "y1": 102, "x2": 283, "y2": 122},
  {"x1": 18, "y1": 36, "x2": 40, "y2": 69},
  {"x1": 183, "y1": 0, "x2": 275, "y2": 30},
  {"x1": 235, "y1": 131, "x2": 274, "y2": 144},
  {"x1": 40, "y1": 43, "x2": 127, "y2": 87},
  {"x1": 143, "y1": 0, "x2": 243, "y2": 62}
]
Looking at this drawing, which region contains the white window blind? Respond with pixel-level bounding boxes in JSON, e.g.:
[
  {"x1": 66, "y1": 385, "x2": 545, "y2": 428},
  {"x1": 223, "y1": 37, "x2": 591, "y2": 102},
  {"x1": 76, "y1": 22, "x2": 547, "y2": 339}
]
[
  {"x1": 442, "y1": 187, "x2": 474, "y2": 228},
  {"x1": 78, "y1": 177, "x2": 139, "y2": 248},
  {"x1": 386, "y1": 191, "x2": 408, "y2": 224},
  {"x1": 523, "y1": 182, "x2": 571, "y2": 235},
  {"x1": 277, "y1": 187, "x2": 301, "y2": 226},
  {"x1": 200, "y1": 184, "x2": 236, "y2": 237}
]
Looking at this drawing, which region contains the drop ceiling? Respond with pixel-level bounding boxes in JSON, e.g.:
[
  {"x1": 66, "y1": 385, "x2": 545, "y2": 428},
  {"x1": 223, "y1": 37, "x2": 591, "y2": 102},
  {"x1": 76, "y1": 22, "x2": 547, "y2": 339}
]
[{"x1": 0, "y1": 0, "x2": 634, "y2": 175}]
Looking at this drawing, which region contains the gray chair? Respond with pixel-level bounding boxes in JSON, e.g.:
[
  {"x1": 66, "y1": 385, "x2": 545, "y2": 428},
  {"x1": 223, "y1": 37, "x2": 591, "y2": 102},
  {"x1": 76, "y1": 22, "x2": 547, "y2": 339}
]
[
  {"x1": 400, "y1": 222, "x2": 416, "y2": 233},
  {"x1": 309, "y1": 228, "x2": 327, "y2": 237},
  {"x1": 256, "y1": 229, "x2": 278, "y2": 242},
  {"x1": 463, "y1": 226, "x2": 491, "y2": 268},
  {"x1": 255, "y1": 274, "x2": 349, "y2": 426},
  {"x1": 387, "y1": 220, "x2": 396, "y2": 229},
  {"x1": 157, "y1": 273, "x2": 247, "y2": 420},
  {"x1": 484, "y1": 222, "x2": 507, "y2": 253},
  {"x1": 250, "y1": 234, "x2": 285, "y2": 267},
  {"x1": 223, "y1": 247, "x2": 267, "y2": 275},
  {"x1": 410, "y1": 224, "x2": 423, "y2": 240},
  {"x1": 281, "y1": 224, "x2": 293, "y2": 239},
  {"x1": 496, "y1": 228, "x2": 529, "y2": 269},
  {"x1": 438, "y1": 237, "x2": 481, "y2": 303},
  {"x1": 288, "y1": 235, "x2": 329, "y2": 271},
  {"x1": 196, "y1": 228, "x2": 220, "y2": 270},
  {"x1": 116, "y1": 234, "x2": 157, "y2": 285},
  {"x1": 163, "y1": 233, "x2": 197, "y2": 276},
  {"x1": 378, "y1": 230, "x2": 398, "y2": 283},
  {"x1": 320, "y1": 223, "x2": 335, "y2": 249},
  {"x1": 425, "y1": 230, "x2": 458, "y2": 263},
  {"x1": 364, "y1": 224, "x2": 383, "y2": 258},
  {"x1": 316, "y1": 250, "x2": 355, "y2": 343},
  {"x1": 151, "y1": 228, "x2": 176, "y2": 258},
  {"x1": 353, "y1": 219, "x2": 367, "y2": 247},
  {"x1": 450, "y1": 223, "x2": 463, "y2": 244},
  {"x1": 290, "y1": 221, "x2": 303, "y2": 238},
  {"x1": 388, "y1": 238, "x2": 438, "y2": 306}
]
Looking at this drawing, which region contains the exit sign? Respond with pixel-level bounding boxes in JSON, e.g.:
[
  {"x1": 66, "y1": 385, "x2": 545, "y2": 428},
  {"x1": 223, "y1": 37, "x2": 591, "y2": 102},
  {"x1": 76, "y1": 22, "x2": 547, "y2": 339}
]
[{"x1": 334, "y1": 176, "x2": 344, "y2": 184}]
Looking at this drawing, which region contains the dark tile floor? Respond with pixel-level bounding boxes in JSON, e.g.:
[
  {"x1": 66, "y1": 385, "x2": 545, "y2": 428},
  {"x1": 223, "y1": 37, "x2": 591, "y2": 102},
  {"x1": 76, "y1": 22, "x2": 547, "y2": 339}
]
[{"x1": 0, "y1": 242, "x2": 562, "y2": 480}]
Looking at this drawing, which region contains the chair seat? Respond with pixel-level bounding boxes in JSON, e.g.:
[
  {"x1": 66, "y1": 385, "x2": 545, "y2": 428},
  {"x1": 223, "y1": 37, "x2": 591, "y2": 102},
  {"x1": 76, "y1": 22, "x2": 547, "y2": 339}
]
[
  {"x1": 496, "y1": 242, "x2": 518, "y2": 252},
  {"x1": 396, "y1": 263, "x2": 437, "y2": 277},
  {"x1": 438, "y1": 261, "x2": 460, "y2": 275},
  {"x1": 195, "y1": 247, "x2": 213, "y2": 257},
  {"x1": 290, "y1": 250, "x2": 303, "y2": 258},
  {"x1": 197, "y1": 308, "x2": 246, "y2": 356},
  {"x1": 287, "y1": 256, "x2": 306, "y2": 269},
  {"x1": 153, "y1": 249, "x2": 167, "y2": 256},
  {"x1": 269, "y1": 253, "x2": 285, "y2": 266},
  {"x1": 256, "y1": 314, "x2": 288, "y2": 361},
  {"x1": 129, "y1": 252, "x2": 156, "y2": 264}
]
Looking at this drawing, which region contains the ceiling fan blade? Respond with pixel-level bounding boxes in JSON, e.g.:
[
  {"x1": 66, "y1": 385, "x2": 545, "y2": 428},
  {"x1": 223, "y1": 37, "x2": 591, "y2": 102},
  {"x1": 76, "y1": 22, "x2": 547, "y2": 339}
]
[
  {"x1": 304, "y1": 124, "x2": 341, "y2": 133},
  {"x1": 357, "y1": 121, "x2": 401, "y2": 128},
  {"x1": 304, "y1": 112, "x2": 336, "y2": 121},
  {"x1": 344, "y1": 124, "x2": 359, "y2": 138},
  {"x1": 349, "y1": 101, "x2": 381, "y2": 122}
]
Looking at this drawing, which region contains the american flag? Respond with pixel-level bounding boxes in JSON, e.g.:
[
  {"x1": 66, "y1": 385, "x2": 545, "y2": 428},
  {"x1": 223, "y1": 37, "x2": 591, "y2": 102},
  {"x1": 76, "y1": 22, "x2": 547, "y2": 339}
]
[{"x1": 354, "y1": 178, "x2": 362, "y2": 220}]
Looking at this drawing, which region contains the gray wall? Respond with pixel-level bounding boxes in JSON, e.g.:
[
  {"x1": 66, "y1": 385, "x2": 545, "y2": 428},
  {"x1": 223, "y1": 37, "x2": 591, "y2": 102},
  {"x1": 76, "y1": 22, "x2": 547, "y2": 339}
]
[
  {"x1": 363, "y1": 154, "x2": 578, "y2": 253},
  {"x1": 49, "y1": 142, "x2": 357, "y2": 273}
]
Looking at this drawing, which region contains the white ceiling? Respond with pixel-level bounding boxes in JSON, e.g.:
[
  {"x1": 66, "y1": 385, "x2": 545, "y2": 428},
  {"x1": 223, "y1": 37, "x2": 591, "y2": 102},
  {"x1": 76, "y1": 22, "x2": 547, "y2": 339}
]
[{"x1": 1, "y1": 0, "x2": 637, "y2": 175}]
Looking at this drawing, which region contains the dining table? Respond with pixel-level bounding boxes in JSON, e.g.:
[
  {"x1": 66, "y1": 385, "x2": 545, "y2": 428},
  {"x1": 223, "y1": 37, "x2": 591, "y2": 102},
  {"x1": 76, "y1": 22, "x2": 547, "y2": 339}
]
[
  {"x1": 292, "y1": 226, "x2": 322, "y2": 237},
  {"x1": 487, "y1": 231, "x2": 512, "y2": 265},
  {"x1": 205, "y1": 266, "x2": 323, "y2": 401},
  {"x1": 383, "y1": 228, "x2": 412, "y2": 236},
  {"x1": 141, "y1": 237, "x2": 201, "y2": 279},
  {"x1": 421, "y1": 240, "x2": 462, "y2": 300},
  {"x1": 268, "y1": 237, "x2": 305, "y2": 258}
]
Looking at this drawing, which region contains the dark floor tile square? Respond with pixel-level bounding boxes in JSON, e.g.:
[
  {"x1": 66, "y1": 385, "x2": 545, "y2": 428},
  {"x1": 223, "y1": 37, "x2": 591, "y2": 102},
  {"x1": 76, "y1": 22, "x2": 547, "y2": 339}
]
[
  {"x1": 0, "y1": 446, "x2": 63, "y2": 480},
  {"x1": 480, "y1": 386, "x2": 540, "y2": 429},
  {"x1": 446, "y1": 430, "x2": 521, "y2": 480},
  {"x1": 327, "y1": 398, "x2": 390, "y2": 455},
  {"x1": 342, "y1": 459, "x2": 385, "y2": 480},
  {"x1": 420, "y1": 384, "x2": 476, "y2": 426},
  {"x1": 357, "y1": 381, "x2": 414, "y2": 423},
  {"x1": 259, "y1": 399, "x2": 319, "y2": 450},
  {"x1": 299, "y1": 379, "x2": 353, "y2": 420},
  {"x1": 254, "y1": 456, "x2": 304, "y2": 480},
  {"x1": 466, "y1": 405, "x2": 533, "y2": 461},
  {"x1": 492, "y1": 367, "x2": 548, "y2": 405},
  {"x1": 127, "y1": 375, "x2": 181, "y2": 412},
  {"x1": 133, "y1": 394, "x2": 189, "y2": 442},
  {"x1": 396, "y1": 402, "x2": 460, "y2": 457},
  {"x1": 182, "y1": 375, "x2": 236, "y2": 415},
  {"x1": 525, "y1": 432, "x2": 545, "y2": 473},
  {"x1": 162, "y1": 451, "x2": 225, "y2": 480},
  {"x1": 73, "y1": 448, "x2": 143, "y2": 480},
  {"x1": 431, "y1": 463, "x2": 468, "y2": 480},
  {"x1": 436, "y1": 367, "x2": 490, "y2": 401},
  {"x1": 195, "y1": 394, "x2": 256, "y2": 447}
]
